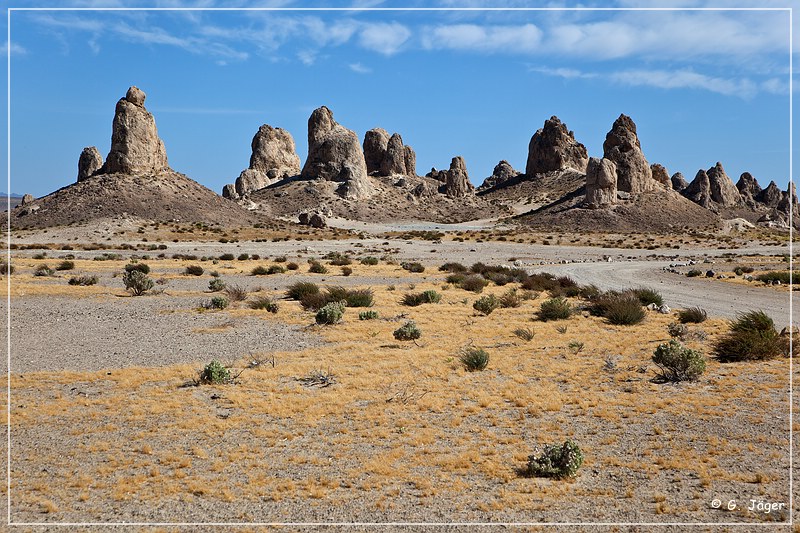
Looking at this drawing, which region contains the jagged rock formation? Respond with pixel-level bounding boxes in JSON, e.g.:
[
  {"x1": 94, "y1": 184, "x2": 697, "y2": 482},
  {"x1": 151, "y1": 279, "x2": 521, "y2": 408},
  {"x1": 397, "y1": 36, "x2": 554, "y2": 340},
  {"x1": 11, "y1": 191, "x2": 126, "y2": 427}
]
[
  {"x1": 222, "y1": 184, "x2": 238, "y2": 200},
  {"x1": 650, "y1": 164, "x2": 670, "y2": 187},
  {"x1": 20, "y1": 194, "x2": 34, "y2": 206},
  {"x1": 102, "y1": 86, "x2": 169, "y2": 175},
  {"x1": 301, "y1": 106, "x2": 373, "y2": 200},
  {"x1": 363, "y1": 129, "x2": 416, "y2": 177},
  {"x1": 757, "y1": 181, "x2": 783, "y2": 208},
  {"x1": 526, "y1": 116, "x2": 588, "y2": 175},
  {"x1": 584, "y1": 157, "x2": 618, "y2": 208},
  {"x1": 404, "y1": 146, "x2": 417, "y2": 177},
  {"x1": 736, "y1": 172, "x2": 762, "y2": 208},
  {"x1": 77, "y1": 147, "x2": 103, "y2": 182},
  {"x1": 426, "y1": 168, "x2": 447, "y2": 182},
  {"x1": 363, "y1": 128, "x2": 389, "y2": 174},
  {"x1": 602, "y1": 114, "x2": 654, "y2": 193},
  {"x1": 222, "y1": 124, "x2": 301, "y2": 198},
  {"x1": 671, "y1": 172, "x2": 688, "y2": 192},
  {"x1": 706, "y1": 162, "x2": 741, "y2": 207},
  {"x1": 381, "y1": 133, "x2": 407, "y2": 175},
  {"x1": 776, "y1": 183, "x2": 799, "y2": 223},
  {"x1": 479, "y1": 160, "x2": 521, "y2": 190},
  {"x1": 439, "y1": 156, "x2": 474, "y2": 198},
  {"x1": 682, "y1": 170, "x2": 712, "y2": 208}
]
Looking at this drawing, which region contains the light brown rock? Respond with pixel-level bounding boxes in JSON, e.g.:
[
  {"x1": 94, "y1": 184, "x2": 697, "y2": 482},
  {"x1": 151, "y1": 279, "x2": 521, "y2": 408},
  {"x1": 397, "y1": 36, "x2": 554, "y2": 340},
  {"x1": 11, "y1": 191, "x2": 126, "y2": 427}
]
[
  {"x1": 380, "y1": 133, "x2": 406, "y2": 176},
  {"x1": 602, "y1": 114, "x2": 654, "y2": 193},
  {"x1": 403, "y1": 145, "x2": 417, "y2": 177},
  {"x1": 706, "y1": 162, "x2": 741, "y2": 207},
  {"x1": 440, "y1": 156, "x2": 474, "y2": 198},
  {"x1": 77, "y1": 146, "x2": 103, "y2": 182},
  {"x1": 249, "y1": 124, "x2": 301, "y2": 179},
  {"x1": 480, "y1": 160, "x2": 521, "y2": 190},
  {"x1": 103, "y1": 86, "x2": 169, "y2": 175},
  {"x1": 526, "y1": 116, "x2": 588, "y2": 175},
  {"x1": 363, "y1": 128, "x2": 389, "y2": 174},
  {"x1": 650, "y1": 163, "x2": 670, "y2": 187},
  {"x1": 585, "y1": 157, "x2": 618, "y2": 208}
]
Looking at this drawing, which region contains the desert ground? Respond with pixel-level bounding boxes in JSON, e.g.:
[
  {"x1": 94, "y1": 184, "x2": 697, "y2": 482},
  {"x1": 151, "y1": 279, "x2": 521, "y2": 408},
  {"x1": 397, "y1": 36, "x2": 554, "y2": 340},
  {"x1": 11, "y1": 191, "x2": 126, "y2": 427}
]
[{"x1": 1, "y1": 219, "x2": 795, "y2": 532}]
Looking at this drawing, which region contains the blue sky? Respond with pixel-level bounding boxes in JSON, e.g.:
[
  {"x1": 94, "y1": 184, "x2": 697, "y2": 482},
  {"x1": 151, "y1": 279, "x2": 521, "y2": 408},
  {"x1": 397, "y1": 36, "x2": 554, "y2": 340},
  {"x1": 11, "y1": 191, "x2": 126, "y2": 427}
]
[{"x1": 2, "y1": 1, "x2": 795, "y2": 198}]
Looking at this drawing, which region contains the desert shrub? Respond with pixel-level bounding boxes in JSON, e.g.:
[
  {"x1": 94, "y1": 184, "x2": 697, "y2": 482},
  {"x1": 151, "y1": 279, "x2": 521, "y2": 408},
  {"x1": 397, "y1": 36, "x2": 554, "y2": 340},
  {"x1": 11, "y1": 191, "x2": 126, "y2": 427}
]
[
  {"x1": 34, "y1": 264, "x2": 54, "y2": 277},
  {"x1": 287, "y1": 262, "x2": 299, "y2": 270},
  {"x1": 473, "y1": 294, "x2": 500, "y2": 316},
  {"x1": 68, "y1": 275, "x2": 98, "y2": 286},
  {"x1": 667, "y1": 322, "x2": 689, "y2": 340},
  {"x1": 0, "y1": 262, "x2": 13, "y2": 275},
  {"x1": 251, "y1": 265, "x2": 269, "y2": 275},
  {"x1": 578, "y1": 284, "x2": 601, "y2": 299},
  {"x1": 526, "y1": 440, "x2": 584, "y2": 479},
  {"x1": 686, "y1": 269, "x2": 702, "y2": 277},
  {"x1": 199, "y1": 360, "x2": 230, "y2": 384},
  {"x1": 237, "y1": 253, "x2": 250, "y2": 261},
  {"x1": 124, "y1": 262, "x2": 150, "y2": 274},
  {"x1": 309, "y1": 261, "x2": 328, "y2": 274},
  {"x1": 652, "y1": 340, "x2": 706, "y2": 382},
  {"x1": 439, "y1": 262, "x2": 467, "y2": 273},
  {"x1": 393, "y1": 321, "x2": 421, "y2": 341},
  {"x1": 208, "y1": 278, "x2": 226, "y2": 292},
  {"x1": 55, "y1": 260, "x2": 75, "y2": 271},
  {"x1": 32, "y1": 252, "x2": 47, "y2": 260},
  {"x1": 459, "y1": 346, "x2": 490, "y2": 371},
  {"x1": 733, "y1": 267, "x2": 744, "y2": 276},
  {"x1": 604, "y1": 295, "x2": 645, "y2": 325},
  {"x1": 300, "y1": 291, "x2": 330, "y2": 311},
  {"x1": 218, "y1": 253, "x2": 235, "y2": 261},
  {"x1": 267, "y1": 265, "x2": 286, "y2": 275},
  {"x1": 287, "y1": 281, "x2": 320, "y2": 301},
  {"x1": 202, "y1": 296, "x2": 229, "y2": 310},
  {"x1": 329, "y1": 255, "x2": 352, "y2": 266},
  {"x1": 521, "y1": 272, "x2": 558, "y2": 292},
  {"x1": 402, "y1": 290, "x2": 441, "y2": 306},
  {"x1": 446, "y1": 273, "x2": 466, "y2": 285},
  {"x1": 631, "y1": 287, "x2": 663, "y2": 307},
  {"x1": 274, "y1": 255, "x2": 286, "y2": 263},
  {"x1": 123, "y1": 270, "x2": 154, "y2": 296},
  {"x1": 513, "y1": 328, "x2": 535, "y2": 341},
  {"x1": 185, "y1": 265, "x2": 204, "y2": 276},
  {"x1": 537, "y1": 297, "x2": 572, "y2": 321},
  {"x1": 741, "y1": 266, "x2": 755, "y2": 273},
  {"x1": 315, "y1": 300, "x2": 345, "y2": 325},
  {"x1": 568, "y1": 341, "x2": 585, "y2": 354},
  {"x1": 360, "y1": 256, "x2": 379, "y2": 266},
  {"x1": 223, "y1": 285, "x2": 248, "y2": 302},
  {"x1": 401, "y1": 261, "x2": 425, "y2": 273},
  {"x1": 713, "y1": 310, "x2": 786, "y2": 362},
  {"x1": 678, "y1": 306, "x2": 707, "y2": 324},
  {"x1": 341, "y1": 266, "x2": 353, "y2": 276},
  {"x1": 343, "y1": 288, "x2": 374, "y2": 307},
  {"x1": 249, "y1": 296, "x2": 279, "y2": 313},
  {"x1": 483, "y1": 271, "x2": 511, "y2": 286},
  {"x1": 359, "y1": 310, "x2": 379, "y2": 320},
  {"x1": 499, "y1": 288, "x2": 521, "y2": 308},
  {"x1": 756, "y1": 271, "x2": 797, "y2": 284},
  {"x1": 460, "y1": 275, "x2": 489, "y2": 293}
]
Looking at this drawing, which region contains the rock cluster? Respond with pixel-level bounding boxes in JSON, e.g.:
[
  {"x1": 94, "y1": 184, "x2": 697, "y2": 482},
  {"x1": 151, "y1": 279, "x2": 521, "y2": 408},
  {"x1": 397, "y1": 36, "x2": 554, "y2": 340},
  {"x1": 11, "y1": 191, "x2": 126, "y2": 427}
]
[
  {"x1": 363, "y1": 129, "x2": 416, "y2": 177},
  {"x1": 584, "y1": 157, "x2": 618, "y2": 209},
  {"x1": 102, "y1": 86, "x2": 169, "y2": 175},
  {"x1": 223, "y1": 124, "x2": 301, "y2": 199},
  {"x1": 736, "y1": 172, "x2": 762, "y2": 208},
  {"x1": 681, "y1": 162, "x2": 741, "y2": 209},
  {"x1": 301, "y1": 106, "x2": 373, "y2": 200},
  {"x1": 526, "y1": 116, "x2": 588, "y2": 175},
  {"x1": 479, "y1": 160, "x2": 521, "y2": 189},
  {"x1": 682, "y1": 169, "x2": 712, "y2": 208},
  {"x1": 438, "y1": 156, "x2": 474, "y2": 198},
  {"x1": 757, "y1": 181, "x2": 783, "y2": 208},
  {"x1": 77, "y1": 146, "x2": 103, "y2": 182},
  {"x1": 602, "y1": 114, "x2": 654, "y2": 193}
]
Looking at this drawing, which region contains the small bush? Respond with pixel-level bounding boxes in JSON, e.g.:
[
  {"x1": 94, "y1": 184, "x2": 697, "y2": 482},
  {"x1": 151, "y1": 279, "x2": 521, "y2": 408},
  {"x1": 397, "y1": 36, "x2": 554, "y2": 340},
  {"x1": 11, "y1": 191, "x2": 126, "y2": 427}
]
[
  {"x1": 537, "y1": 297, "x2": 572, "y2": 321},
  {"x1": 460, "y1": 275, "x2": 489, "y2": 293},
  {"x1": 499, "y1": 288, "x2": 521, "y2": 308},
  {"x1": 300, "y1": 291, "x2": 330, "y2": 311},
  {"x1": 686, "y1": 269, "x2": 702, "y2": 277},
  {"x1": 713, "y1": 310, "x2": 786, "y2": 362},
  {"x1": 251, "y1": 265, "x2": 269, "y2": 275},
  {"x1": 316, "y1": 300, "x2": 345, "y2": 325},
  {"x1": 526, "y1": 440, "x2": 584, "y2": 479},
  {"x1": 360, "y1": 256, "x2": 379, "y2": 266},
  {"x1": 286, "y1": 262, "x2": 299, "y2": 271},
  {"x1": 274, "y1": 256, "x2": 286, "y2": 263},
  {"x1": 359, "y1": 310, "x2": 379, "y2": 320},
  {"x1": 667, "y1": 322, "x2": 689, "y2": 340},
  {"x1": 199, "y1": 360, "x2": 231, "y2": 384},
  {"x1": 521, "y1": 273, "x2": 557, "y2": 292},
  {"x1": 325, "y1": 252, "x2": 352, "y2": 266},
  {"x1": 446, "y1": 273, "x2": 467, "y2": 285},
  {"x1": 124, "y1": 262, "x2": 150, "y2": 274},
  {"x1": 459, "y1": 346, "x2": 490, "y2": 371},
  {"x1": 34, "y1": 264, "x2": 54, "y2": 277},
  {"x1": 185, "y1": 265, "x2": 204, "y2": 276},
  {"x1": 652, "y1": 340, "x2": 706, "y2": 382},
  {"x1": 249, "y1": 296, "x2": 279, "y2": 313},
  {"x1": 678, "y1": 306, "x2": 707, "y2": 324},
  {"x1": 237, "y1": 253, "x2": 250, "y2": 261},
  {"x1": 341, "y1": 266, "x2": 353, "y2": 276},
  {"x1": 473, "y1": 294, "x2": 500, "y2": 316},
  {"x1": 202, "y1": 296, "x2": 229, "y2": 310},
  {"x1": 287, "y1": 281, "x2": 320, "y2": 300},
  {"x1": 267, "y1": 265, "x2": 286, "y2": 275},
  {"x1": 218, "y1": 253, "x2": 235, "y2": 261},
  {"x1": 342, "y1": 288, "x2": 374, "y2": 307},
  {"x1": 122, "y1": 270, "x2": 154, "y2": 296},
  {"x1": 224, "y1": 285, "x2": 248, "y2": 302},
  {"x1": 513, "y1": 328, "x2": 535, "y2": 341},
  {"x1": 439, "y1": 262, "x2": 467, "y2": 273},
  {"x1": 632, "y1": 287, "x2": 663, "y2": 307},
  {"x1": 401, "y1": 262, "x2": 425, "y2": 273},
  {"x1": 402, "y1": 290, "x2": 441, "y2": 306},
  {"x1": 604, "y1": 295, "x2": 645, "y2": 325},
  {"x1": 756, "y1": 271, "x2": 797, "y2": 284},
  {"x1": 55, "y1": 260, "x2": 75, "y2": 271},
  {"x1": 68, "y1": 275, "x2": 98, "y2": 286},
  {"x1": 393, "y1": 321, "x2": 421, "y2": 341},
  {"x1": 0, "y1": 262, "x2": 14, "y2": 275},
  {"x1": 208, "y1": 278, "x2": 226, "y2": 292},
  {"x1": 309, "y1": 261, "x2": 328, "y2": 274}
]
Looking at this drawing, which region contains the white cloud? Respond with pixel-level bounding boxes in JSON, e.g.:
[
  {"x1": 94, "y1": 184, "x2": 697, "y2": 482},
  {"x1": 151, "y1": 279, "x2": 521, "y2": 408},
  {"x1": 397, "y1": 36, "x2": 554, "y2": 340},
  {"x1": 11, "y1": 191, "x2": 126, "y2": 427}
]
[
  {"x1": 611, "y1": 69, "x2": 758, "y2": 98},
  {"x1": 529, "y1": 66, "x2": 597, "y2": 79},
  {"x1": 1, "y1": 42, "x2": 27, "y2": 56},
  {"x1": 423, "y1": 23, "x2": 542, "y2": 53},
  {"x1": 349, "y1": 62, "x2": 371, "y2": 74},
  {"x1": 358, "y1": 22, "x2": 411, "y2": 55},
  {"x1": 297, "y1": 50, "x2": 317, "y2": 66}
]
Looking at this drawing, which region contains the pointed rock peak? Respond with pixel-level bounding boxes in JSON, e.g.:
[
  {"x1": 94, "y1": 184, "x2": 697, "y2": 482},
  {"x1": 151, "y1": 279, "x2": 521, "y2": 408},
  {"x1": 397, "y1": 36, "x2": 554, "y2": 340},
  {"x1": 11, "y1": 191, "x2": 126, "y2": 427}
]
[
  {"x1": 585, "y1": 157, "x2": 618, "y2": 209},
  {"x1": 603, "y1": 113, "x2": 653, "y2": 193},
  {"x1": 682, "y1": 169, "x2": 712, "y2": 209},
  {"x1": 308, "y1": 106, "x2": 337, "y2": 144},
  {"x1": 440, "y1": 156, "x2": 474, "y2": 198},
  {"x1": 706, "y1": 161, "x2": 741, "y2": 207},
  {"x1": 671, "y1": 172, "x2": 688, "y2": 192},
  {"x1": 526, "y1": 115, "x2": 588, "y2": 175},
  {"x1": 77, "y1": 146, "x2": 103, "y2": 182}
]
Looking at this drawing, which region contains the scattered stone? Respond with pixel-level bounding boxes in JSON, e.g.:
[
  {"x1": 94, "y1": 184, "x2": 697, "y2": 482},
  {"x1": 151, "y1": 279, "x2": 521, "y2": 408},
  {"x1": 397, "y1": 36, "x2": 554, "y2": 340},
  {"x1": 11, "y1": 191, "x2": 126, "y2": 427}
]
[
  {"x1": 650, "y1": 163, "x2": 670, "y2": 187},
  {"x1": 602, "y1": 114, "x2": 654, "y2": 193},
  {"x1": 526, "y1": 116, "x2": 589, "y2": 175},
  {"x1": 671, "y1": 172, "x2": 688, "y2": 192},
  {"x1": 439, "y1": 156, "x2": 474, "y2": 198},
  {"x1": 77, "y1": 146, "x2": 103, "y2": 182},
  {"x1": 309, "y1": 213, "x2": 327, "y2": 228},
  {"x1": 585, "y1": 157, "x2": 618, "y2": 209},
  {"x1": 411, "y1": 182, "x2": 437, "y2": 198},
  {"x1": 706, "y1": 270, "x2": 715, "y2": 277},
  {"x1": 657, "y1": 305, "x2": 670, "y2": 314}
]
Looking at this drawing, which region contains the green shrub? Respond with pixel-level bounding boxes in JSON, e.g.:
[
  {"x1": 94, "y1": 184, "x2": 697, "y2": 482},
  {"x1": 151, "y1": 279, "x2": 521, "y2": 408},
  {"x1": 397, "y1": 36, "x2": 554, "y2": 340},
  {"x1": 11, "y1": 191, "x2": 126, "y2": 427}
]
[
  {"x1": 34, "y1": 264, "x2": 54, "y2": 277},
  {"x1": 55, "y1": 260, "x2": 75, "y2": 271},
  {"x1": 223, "y1": 285, "x2": 248, "y2": 302},
  {"x1": 359, "y1": 310, "x2": 379, "y2": 320},
  {"x1": 326, "y1": 252, "x2": 352, "y2": 266},
  {"x1": 632, "y1": 287, "x2": 663, "y2": 307},
  {"x1": 713, "y1": 310, "x2": 786, "y2": 362},
  {"x1": 286, "y1": 281, "x2": 320, "y2": 300},
  {"x1": 499, "y1": 288, "x2": 521, "y2": 308},
  {"x1": 686, "y1": 269, "x2": 702, "y2": 277},
  {"x1": 309, "y1": 261, "x2": 329, "y2": 274},
  {"x1": 218, "y1": 253, "x2": 235, "y2": 261},
  {"x1": 267, "y1": 265, "x2": 286, "y2": 275},
  {"x1": 123, "y1": 270, "x2": 154, "y2": 296},
  {"x1": 251, "y1": 265, "x2": 269, "y2": 275},
  {"x1": 393, "y1": 321, "x2": 421, "y2": 341},
  {"x1": 203, "y1": 296, "x2": 229, "y2": 309},
  {"x1": 0, "y1": 262, "x2": 14, "y2": 275},
  {"x1": 604, "y1": 295, "x2": 645, "y2": 325},
  {"x1": 360, "y1": 256, "x2": 379, "y2": 266},
  {"x1": 678, "y1": 306, "x2": 707, "y2": 324},
  {"x1": 401, "y1": 261, "x2": 425, "y2": 273},
  {"x1": 249, "y1": 296, "x2": 279, "y2": 313},
  {"x1": 341, "y1": 266, "x2": 353, "y2": 276},
  {"x1": 208, "y1": 278, "x2": 226, "y2": 292},
  {"x1": 446, "y1": 273, "x2": 466, "y2": 285},
  {"x1": 439, "y1": 262, "x2": 467, "y2": 273},
  {"x1": 315, "y1": 300, "x2": 345, "y2": 325},
  {"x1": 237, "y1": 253, "x2": 250, "y2": 261},
  {"x1": 199, "y1": 360, "x2": 231, "y2": 384},
  {"x1": 652, "y1": 340, "x2": 706, "y2": 382},
  {"x1": 526, "y1": 440, "x2": 584, "y2": 479},
  {"x1": 68, "y1": 275, "x2": 98, "y2": 286},
  {"x1": 401, "y1": 290, "x2": 441, "y2": 307},
  {"x1": 521, "y1": 273, "x2": 558, "y2": 292},
  {"x1": 459, "y1": 346, "x2": 490, "y2": 371},
  {"x1": 460, "y1": 275, "x2": 489, "y2": 293},
  {"x1": 124, "y1": 262, "x2": 150, "y2": 274},
  {"x1": 513, "y1": 328, "x2": 535, "y2": 341},
  {"x1": 473, "y1": 294, "x2": 500, "y2": 316},
  {"x1": 185, "y1": 265, "x2": 204, "y2": 276},
  {"x1": 342, "y1": 288, "x2": 374, "y2": 307},
  {"x1": 537, "y1": 297, "x2": 572, "y2": 321},
  {"x1": 756, "y1": 271, "x2": 797, "y2": 284}
]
